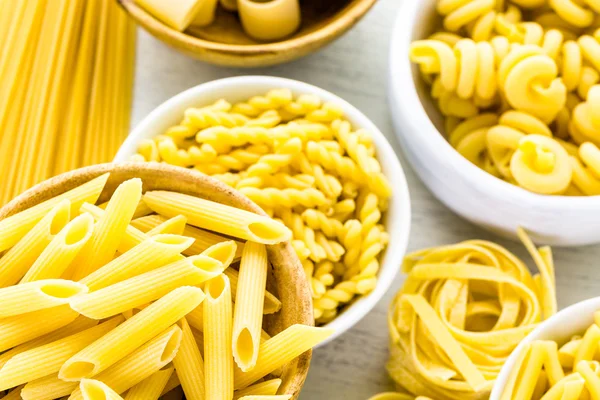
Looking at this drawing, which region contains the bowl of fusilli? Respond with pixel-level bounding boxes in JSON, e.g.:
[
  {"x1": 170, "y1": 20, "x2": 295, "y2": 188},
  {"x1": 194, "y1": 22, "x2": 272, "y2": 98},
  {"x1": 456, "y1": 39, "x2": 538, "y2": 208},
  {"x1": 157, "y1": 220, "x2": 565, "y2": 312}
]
[
  {"x1": 389, "y1": 0, "x2": 600, "y2": 246},
  {"x1": 115, "y1": 76, "x2": 412, "y2": 346}
]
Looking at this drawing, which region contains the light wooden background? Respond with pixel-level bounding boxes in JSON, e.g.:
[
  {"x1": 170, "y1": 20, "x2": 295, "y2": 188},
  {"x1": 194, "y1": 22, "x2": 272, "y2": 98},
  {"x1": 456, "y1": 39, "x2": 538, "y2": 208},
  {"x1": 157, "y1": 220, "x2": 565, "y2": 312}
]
[{"x1": 131, "y1": 0, "x2": 600, "y2": 398}]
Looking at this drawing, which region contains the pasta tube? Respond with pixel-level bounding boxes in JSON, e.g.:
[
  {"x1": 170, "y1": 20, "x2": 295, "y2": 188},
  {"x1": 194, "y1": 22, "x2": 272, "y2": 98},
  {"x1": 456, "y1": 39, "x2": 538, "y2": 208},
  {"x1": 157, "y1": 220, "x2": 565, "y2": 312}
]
[
  {"x1": 201, "y1": 240, "x2": 237, "y2": 269},
  {"x1": 224, "y1": 268, "x2": 282, "y2": 315},
  {"x1": 0, "y1": 305, "x2": 79, "y2": 352},
  {"x1": 172, "y1": 318, "x2": 205, "y2": 400},
  {"x1": 238, "y1": 0, "x2": 300, "y2": 41},
  {"x1": 124, "y1": 367, "x2": 174, "y2": 400},
  {"x1": 0, "y1": 173, "x2": 108, "y2": 253},
  {"x1": 234, "y1": 324, "x2": 334, "y2": 389},
  {"x1": 79, "y1": 234, "x2": 194, "y2": 291},
  {"x1": 146, "y1": 215, "x2": 187, "y2": 236},
  {"x1": 233, "y1": 379, "x2": 282, "y2": 399},
  {"x1": 0, "y1": 279, "x2": 88, "y2": 318},
  {"x1": 20, "y1": 374, "x2": 78, "y2": 400},
  {"x1": 71, "y1": 255, "x2": 216, "y2": 319},
  {"x1": 143, "y1": 191, "x2": 291, "y2": 244},
  {"x1": 136, "y1": 0, "x2": 204, "y2": 31},
  {"x1": 204, "y1": 274, "x2": 234, "y2": 400},
  {"x1": 68, "y1": 325, "x2": 183, "y2": 399},
  {"x1": 0, "y1": 200, "x2": 71, "y2": 288},
  {"x1": 20, "y1": 213, "x2": 94, "y2": 282},
  {"x1": 0, "y1": 317, "x2": 123, "y2": 390},
  {"x1": 59, "y1": 286, "x2": 203, "y2": 381},
  {"x1": 71, "y1": 178, "x2": 142, "y2": 280},
  {"x1": 79, "y1": 379, "x2": 124, "y2": 400},
  {"x1": 233, "y1": 242, "x2": 268, "y2": 371}
]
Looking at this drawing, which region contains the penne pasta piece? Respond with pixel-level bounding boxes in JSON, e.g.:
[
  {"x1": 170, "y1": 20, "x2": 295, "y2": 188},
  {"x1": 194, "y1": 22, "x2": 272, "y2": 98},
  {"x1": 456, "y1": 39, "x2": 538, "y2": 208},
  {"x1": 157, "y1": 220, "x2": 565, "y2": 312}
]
[
  {"x1": 0, "y1": 317, "x2": 123, "y2": 390},
  {"x1": 160, "y1": 373, "x2": 180, "y2": 396},
  {"x1": 60, "y1": 287, "x2": 203, "y2": 381},
  {"x1": 71, "y1": 178, "x2": 143, "y2": 280},
  {"x1": 234, "y1": 325, "x2": 334, "y2": 389},
  {"x1": 99, "y1": 200, "x2": 152, "y2": 220},
  {"x1": 146, "y1": 215, "x2": 187, "y2": 236},
  {"x1": 72, "y1": 256, "x2": 216, "y2": 319},
  {"x1": 124, "y1": 367, "x2": 173, "y2": 400},
  {"x1": 68, "y1": 325, "x2": 182, "y2": 399},
  {"x1": 233, "y1": 242, "x2": 268, "y2": 371},
  {"x1": 21, "y1": 373, "x2": 78, "y2": 400},
  {"x1": 224, "y1": 268, "x2": 282, "y2": 315},
  {"x1": 204, "y1": 274, "x2": 234, "y2": 400},
  {"x1": 0, "y1": 305, "x2": 79, "y2": 352},
  {"x1": 574, "y1": 324, "x2": 600, "y2": 367},
  {"x1": 201, "y1": 241, "x2": 237, "y2": 269},
  {"x1": 172, "y1": 318, "x2": 205, "y2": 400},
  {"x1": 0, "y1": 173, "x2": 108, "y2": 253},
  {"x1": 0, "y1": 315, "x2": 97, "y2": 368},
  {"x1": 233, "y1": 379, "x2": 282, "y2": 400},
  {"x1": 0, "y1": 200, "x2": 71, "y2": 288},
  {"x1": 143, "y1": 191, "x2": 291, "y2": 244},
  {"x1": 0, "y1": 279, "x2": 88, "y2": 318},
  {"x1": 21, "y1": 213, "x2": 94, "y2": 282},
  {"x1": 238, "y1": 396, "x2": 292, "y2": 400},
  {"x1": 79, "y1": 203, "x2": 148, "y2": 253},
  {"x1": 79, "y1": 234, "x2": 194, "y2": 291},
  {"x1": 80, "y1": 379, "x2": 124, "y2": 400}
]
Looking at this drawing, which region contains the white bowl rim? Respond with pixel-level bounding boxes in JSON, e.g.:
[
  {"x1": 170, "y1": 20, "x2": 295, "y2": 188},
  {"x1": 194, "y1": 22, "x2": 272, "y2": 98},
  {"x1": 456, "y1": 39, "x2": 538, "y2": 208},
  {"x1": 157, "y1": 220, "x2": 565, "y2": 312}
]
[
  {"x1": 390, "y1": 0, "x2": 600, "y2": 211},
  {"x1": 116, "y1": 75, "x2": 412, "y2": 347},
  {"x1": 490, "y1": 296, "x2": 600, "y2": 399}
]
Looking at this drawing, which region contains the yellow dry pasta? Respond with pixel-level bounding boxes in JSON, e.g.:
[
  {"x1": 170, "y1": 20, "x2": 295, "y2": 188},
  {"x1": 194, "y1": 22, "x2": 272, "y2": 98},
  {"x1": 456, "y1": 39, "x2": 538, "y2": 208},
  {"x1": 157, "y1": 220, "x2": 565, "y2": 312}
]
[
  {"x1": 379, "y1": 228, "x2": 556, "y2": 399},
  {"x1": 172, "y1": 318, "x2": 205, "y2": 400},
  {"x1": 79, "y1": 378, "x2": 124, "y2": 400},
  {"x1": 124, "y1": 367, "x2": 173, "y2": 400},
  {"x1": 133, "y1": 90, "x2": 392, "y2": 325},
  {"x1": 233, "y1": 379, "x2": 282, "y2": 400}
]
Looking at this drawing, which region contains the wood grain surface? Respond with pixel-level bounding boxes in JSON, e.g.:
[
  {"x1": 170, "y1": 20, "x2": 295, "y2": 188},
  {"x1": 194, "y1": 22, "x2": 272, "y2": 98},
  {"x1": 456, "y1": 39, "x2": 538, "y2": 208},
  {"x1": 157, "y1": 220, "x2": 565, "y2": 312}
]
[{"x1": 131, "y1": 0, "x2": 600, "y2": 398}]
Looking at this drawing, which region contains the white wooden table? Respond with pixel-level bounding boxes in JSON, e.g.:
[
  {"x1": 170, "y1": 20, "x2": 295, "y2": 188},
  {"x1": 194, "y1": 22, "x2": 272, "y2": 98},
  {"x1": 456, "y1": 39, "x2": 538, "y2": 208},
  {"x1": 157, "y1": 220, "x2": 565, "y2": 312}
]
[{"x1": 132, "y1": 0, "x2": 600, "y2": 398}]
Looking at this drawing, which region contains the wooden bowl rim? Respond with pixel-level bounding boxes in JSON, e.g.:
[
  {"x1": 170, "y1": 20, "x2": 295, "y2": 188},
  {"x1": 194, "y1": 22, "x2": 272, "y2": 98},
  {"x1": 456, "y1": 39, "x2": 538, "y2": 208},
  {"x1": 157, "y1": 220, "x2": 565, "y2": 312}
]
[
  {"x1": 117, "y1": 0, "x2": 377, "y2": 55},
  {"x1": 0, "y1": 162, "x2": 313, "y2": 398}
]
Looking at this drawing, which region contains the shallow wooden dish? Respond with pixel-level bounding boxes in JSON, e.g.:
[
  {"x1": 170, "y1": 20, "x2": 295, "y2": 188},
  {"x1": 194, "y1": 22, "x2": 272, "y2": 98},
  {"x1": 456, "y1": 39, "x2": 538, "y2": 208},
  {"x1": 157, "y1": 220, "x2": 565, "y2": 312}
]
[
  {"x1": 117, "y1": 0, "x2": 377, "y2": 67},
  {"x1": 0, "y1": 162, "x2": 313, "y2": 398}
]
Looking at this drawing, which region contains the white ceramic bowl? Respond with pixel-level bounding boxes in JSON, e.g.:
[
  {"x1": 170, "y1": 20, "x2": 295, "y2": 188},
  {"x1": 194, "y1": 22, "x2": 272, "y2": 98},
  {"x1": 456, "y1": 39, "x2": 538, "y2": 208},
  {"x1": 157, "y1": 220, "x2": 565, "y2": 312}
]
[
  {"x1": 115, "y1": 76, "x2": 412, "y2": 346},
  {"x1": 389, "y1": 0, "x2": 600, "y2": 246},
  {"x1": 490, "y1": 297, "x2": 600, "y2": 400}
]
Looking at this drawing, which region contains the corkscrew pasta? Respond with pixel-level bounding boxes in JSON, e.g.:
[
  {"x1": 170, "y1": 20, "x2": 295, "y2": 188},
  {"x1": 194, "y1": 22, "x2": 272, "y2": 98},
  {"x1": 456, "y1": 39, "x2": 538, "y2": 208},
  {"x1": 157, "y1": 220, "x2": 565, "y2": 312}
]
[
  {"x1": 409, "y1": 0, "x2": 600, "y2": 196},
  {"x1": 378, "y1": 228, "x2": 556, "y2": 399},
  {"x1": 0, "y1": 173, "x2": 333, "y2": 399},
  {"x1": 132, "y1": 89, "x2": 392, "y2": 326}
]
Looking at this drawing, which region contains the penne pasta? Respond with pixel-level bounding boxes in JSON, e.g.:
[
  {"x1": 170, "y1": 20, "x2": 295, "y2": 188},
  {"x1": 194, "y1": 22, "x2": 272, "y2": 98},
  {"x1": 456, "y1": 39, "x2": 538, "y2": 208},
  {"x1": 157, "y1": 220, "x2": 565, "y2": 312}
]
[
  {"x1": 0, "y1": 305, "x2": 79, "y2": 353},
  {"x1": 0, "y1": 279, "x2": 88, "y2": 318},
  {"x1": 80, "y1": 379, "x2": 124, "y2": 400},
  {"x1": 160, "y1": 373, "x2": 180, "y2": 396},
  {"x1": 71, "y1": 178, "x2": 142, "y2": 280},
  {"x1": 0, "y1": 316, "x2": 97, "y2": 368},
  {"x1": 0, "y1": 317, "x2": 123, "y2": 390},
  {"x1": 79, "y1": 234, "x2": 194, "y2": 291},
  {"x1": 172, "y1": 318, "x2": 205, "y2": 400},
  {"x1": 143, "y1": 191, "x2": 291, "y2": 244},
  {"x1": 68, "y1": 325, "x2": 182, "y2": 399},
  {"x1": 60, "y1": 287, "x2": 203, "y2": 381},
  {"x1": 224, "y1": 268, "x2": 282, "y2": 315},
  {"x1": 0, "y1": 200, "x2": 71, "y2": 288},
  {"x1": 20, "y1": 213, "x2": 94, "y2": 282},
  {"x1": 124, "y1": 367, "x2": 173, "y2": 400},
  {"x1": 234, "y1": 324, "x2": 334, "y2": 389},
  {"x1": 0, "y1": 173, "x2": 108, "y2": 253},
  {"x1": 100, "y1": 200, "x2": 152, "y2": 220},
  {"x1": 146, "y1": 215, "x2": 187, "y2": 236},
  {"x1": 21, "y1": 374, "x2": 78, "y2": 400},
  {"x1": 71, "y1": 256, "x2": 215, "y2": 319},
  {"x1": 233, "y1": 379, "x2": 282, "y2": 400},
  {"x1": 201, "y1": 240, "x2": 237, "y2": 269},
  {"x1": 204, "y1": 274, "x2": 234, "y2": 400},
  {"x1": 233, "y1": 242, "x2": 268, "y2": 371}
]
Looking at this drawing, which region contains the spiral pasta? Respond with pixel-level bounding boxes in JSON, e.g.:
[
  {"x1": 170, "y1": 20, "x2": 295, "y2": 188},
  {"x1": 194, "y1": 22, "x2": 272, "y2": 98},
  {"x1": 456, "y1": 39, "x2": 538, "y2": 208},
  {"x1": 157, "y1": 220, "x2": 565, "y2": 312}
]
[
  {"x1": 133, "y1": 89, "x2": 392, "y2": 325},
  {"x1": 410, "y1": 0, "x2": 600, "y2": 196},
  {"x1": 382, "y1": 228, "x2": 555, "y2": 399}
]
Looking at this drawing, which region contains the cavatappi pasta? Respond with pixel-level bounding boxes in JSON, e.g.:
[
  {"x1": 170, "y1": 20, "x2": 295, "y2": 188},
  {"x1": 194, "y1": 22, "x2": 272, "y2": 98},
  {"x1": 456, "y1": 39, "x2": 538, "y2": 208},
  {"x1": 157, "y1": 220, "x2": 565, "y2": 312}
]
[
  {"x1": 409, "y1": 0, "x2": 600, "y2": 196},
  {"x1": 501, "y1": 312, "x2": 600, "y2": 400},
  {"x1": 375, "y1": 228, "x2": 556, "y2": 400},
  {"x1": 0, "y1": 174, "x2": 333, "y2": 399},
  {"x1": 0, "y1": 0, "x2": 136, "y2": 206},
  {"x1": 131, "y1": 89, "x2": 393, "y2": 326}
]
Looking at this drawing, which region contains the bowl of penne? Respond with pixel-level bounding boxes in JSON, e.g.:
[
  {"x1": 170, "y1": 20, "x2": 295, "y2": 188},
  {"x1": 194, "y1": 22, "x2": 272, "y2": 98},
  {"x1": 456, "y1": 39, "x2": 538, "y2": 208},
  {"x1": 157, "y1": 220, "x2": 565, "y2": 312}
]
[
  {"x1": 0, "y1": 162, "x2": 332, "y2": 399},
  {"x1": 115, "y1": 76, "x2": 411, "y2": 345},
  {"x1": 490, "y1": 296, "x2": 600, "y2": 400}
]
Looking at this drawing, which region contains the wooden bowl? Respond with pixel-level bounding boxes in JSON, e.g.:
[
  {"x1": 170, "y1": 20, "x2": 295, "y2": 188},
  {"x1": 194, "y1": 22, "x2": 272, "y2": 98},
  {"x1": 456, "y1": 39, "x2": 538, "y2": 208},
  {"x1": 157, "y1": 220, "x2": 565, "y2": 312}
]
[
  {"x1": 117, "y1": 0, "x2": 377, "y2": 67},
  {"x1": 0, "y1": 162, "x2": 313, "y2": 398}
]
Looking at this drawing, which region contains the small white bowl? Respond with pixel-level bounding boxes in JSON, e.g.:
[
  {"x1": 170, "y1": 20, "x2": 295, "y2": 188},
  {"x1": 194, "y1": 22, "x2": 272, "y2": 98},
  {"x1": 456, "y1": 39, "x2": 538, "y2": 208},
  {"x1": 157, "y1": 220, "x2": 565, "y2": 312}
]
[
  {"x1": 115, "y1": 76, "x2": 412, "y2": 346},
  {"x1": 389, "y1": 0, "x2": 600, "y2": 246},
  {"x1": 490, "y1": 297, "x2": 600, "y2": 400}
]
